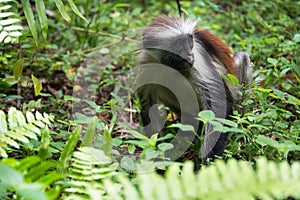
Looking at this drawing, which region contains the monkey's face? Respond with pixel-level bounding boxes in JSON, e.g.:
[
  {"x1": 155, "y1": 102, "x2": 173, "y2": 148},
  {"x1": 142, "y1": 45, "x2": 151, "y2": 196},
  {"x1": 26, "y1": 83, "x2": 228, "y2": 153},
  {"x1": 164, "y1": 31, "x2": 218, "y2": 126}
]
[
  {"x1": 160, "y1": 34, "x2": 194, "y2": 70},
  {"x1": 144, "y1": 34, "x2": 194, "y2": 71}
]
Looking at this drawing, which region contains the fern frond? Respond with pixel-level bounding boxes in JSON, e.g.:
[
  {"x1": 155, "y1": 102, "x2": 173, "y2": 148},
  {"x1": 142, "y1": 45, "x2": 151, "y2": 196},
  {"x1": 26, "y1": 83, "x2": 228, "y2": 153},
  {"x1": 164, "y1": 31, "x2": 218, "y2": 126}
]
[
  {"x1": 63, "y1": 147, "x2": 119, "y2": 199},
  {"x1": 0, "y1": 107, "x2": 54, "y2": 157},
  {"x1": 0, "y1": 1, "x2": 23, "y2": 44},
  {"x1": 101, "y1": 158, "x2": 300, "y2": 200}
]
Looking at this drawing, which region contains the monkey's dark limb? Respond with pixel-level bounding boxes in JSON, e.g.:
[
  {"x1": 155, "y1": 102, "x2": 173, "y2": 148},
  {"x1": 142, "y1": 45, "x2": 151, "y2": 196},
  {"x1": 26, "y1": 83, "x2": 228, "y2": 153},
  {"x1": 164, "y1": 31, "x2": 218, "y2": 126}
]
[{"x1": 137, "y1": 86, "x2": 166, "y2": 137}]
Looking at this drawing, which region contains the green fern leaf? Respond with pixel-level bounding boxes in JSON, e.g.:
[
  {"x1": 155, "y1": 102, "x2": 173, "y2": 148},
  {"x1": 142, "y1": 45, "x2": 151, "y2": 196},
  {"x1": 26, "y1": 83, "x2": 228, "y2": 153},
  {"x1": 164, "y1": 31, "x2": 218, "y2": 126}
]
[{"x1": 0, "y1": 107, "x2": 54, "y2": 157}]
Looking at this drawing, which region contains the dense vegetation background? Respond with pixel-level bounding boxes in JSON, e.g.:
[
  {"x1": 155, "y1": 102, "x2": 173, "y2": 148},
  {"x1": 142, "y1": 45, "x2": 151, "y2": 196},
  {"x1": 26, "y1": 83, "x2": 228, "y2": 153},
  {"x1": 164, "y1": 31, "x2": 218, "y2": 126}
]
[{"x1": 0, "y1": 0, "x2": 299, "y2": 199}]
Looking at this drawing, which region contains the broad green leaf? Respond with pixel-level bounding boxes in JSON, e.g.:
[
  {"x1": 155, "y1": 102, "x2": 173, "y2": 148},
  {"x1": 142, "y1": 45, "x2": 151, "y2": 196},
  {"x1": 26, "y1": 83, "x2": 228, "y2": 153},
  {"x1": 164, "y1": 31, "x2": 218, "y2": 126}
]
[
  {"x1": 157, "y1": 133, "x2": 174, "y2": 142},
  {"x1": 221, "y1": 127, "x2": 242, "y2": 133},
  {"x1": 13, "y1": 59, "x2": 24, "y2": 80},
  {"x1": 31, "y1": 74, "x2": 42, "y2": 96},
  {"x1": 254, "y1": 87, "x2": 272, "y2": 93},
  {"x1": 112, "y1": 138, "x2": 122, "y2": 146},
  {"x1": 16, "y1": 156, "x2": 41, "y2": 172},
  {"x1": 103, "y1": 127, "x2": 112, "y2": 157},
  {"x1": 267, "y1": 58, "x2": 278, "y2": 66},
  {"x1": 21, "y1": 0, "x2": 38, "y2": 46},
  {"x1": 144, "y1": 148, "x2": 159, "y2": 160},
  {"x1": 197, "y1": 110, "x2": 215, "y2": 123},
  {"x1": 256, "y1": 135, "x2": 279, "y2": 148},
  {"x1": 149, "y1": 133, "x2": 158, "y2": 146},
  {"x1": 0, "y1": 163, "x2": 23, "y2": 185},
  {"x1": 120, "y1": 156, "x2": 135, "y2": 171},
  {"x1": 128, "y1": 144, "x2": 136, "y2": 154},
  {"x1": 54, "y1": 0, "x2": 71, "y2": 22},
  {"x1": 227, "y1": 74, "x2": 239, "y2": 85},
  {"x1": 115, "y1": 3, "x2": 131, "y2": 7},
  {"x1": 58, "y1": 126, "x2": 81, "y2": 173},
  {"x1": 282, "y1": 140, "x2": 300, "y2": 151},
  {"x1": 125, "y1": 140, "x2": 148, "y2": 149},
  {"x1": 17, "y1": 184, "x2": 47, "y2": 200},
  {"x1": 36, "y1": 172, "x2": 62, "y2": 188},
  {"x1": 38, "y1": 126, "x2": 50, "y2": 160},
  {"x1": 215, "y1": 118, "x2": 238, "y2": 128},
  {"x1": 35, "y1": 0, "x2": 47, "y2": 39},
  {"x1": 210, "y1": 121, "x2": 224, "y2": 132},
  {"x1": 158, "y1": 143, "x2": 173, "y2": 152},
  {"x1": 168, "y1": 123, "x2": 195, "y2": 132},
  {"x1": 121, "y1": 129, "x2": 149, "y2": 140},
  {"x1": 24, "y1": 160, "x2": 57, "y2": 181},
  {"x1": 67, "y1": 0, "x2": 88, "y2": 23},
  {"x1": 81, "y1": 117, "x2": 96, "y2": 147},
  {"x1": 293, "y1": 33, "x2": 300, "y2": 43}
]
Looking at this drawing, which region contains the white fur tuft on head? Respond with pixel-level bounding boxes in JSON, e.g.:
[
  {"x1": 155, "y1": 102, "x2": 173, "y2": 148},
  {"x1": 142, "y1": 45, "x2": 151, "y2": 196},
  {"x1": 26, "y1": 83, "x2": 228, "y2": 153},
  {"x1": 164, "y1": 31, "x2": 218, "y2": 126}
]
[{"x1": 143, "y1": 15, "x2": 197, "y2": 40}]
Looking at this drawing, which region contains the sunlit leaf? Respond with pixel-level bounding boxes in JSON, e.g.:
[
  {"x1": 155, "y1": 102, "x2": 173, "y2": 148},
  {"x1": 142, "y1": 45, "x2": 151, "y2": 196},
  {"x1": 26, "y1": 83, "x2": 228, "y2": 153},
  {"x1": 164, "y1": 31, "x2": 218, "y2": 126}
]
[
  {"x1": 13, "y1": 59, "x2": 24, "y2": 80},
  {"x1": 35, "y1": 0, "x2": 48, "y2": 39},
  {"x1": 31, "y1": 74, "x2": 42, "y2": 96},
  {"x1": 54, "y1": 0, "x2": 71, "y2": 22},
  {"x1": 21, "y1": 0, "x2": 38, "y2": 46}
]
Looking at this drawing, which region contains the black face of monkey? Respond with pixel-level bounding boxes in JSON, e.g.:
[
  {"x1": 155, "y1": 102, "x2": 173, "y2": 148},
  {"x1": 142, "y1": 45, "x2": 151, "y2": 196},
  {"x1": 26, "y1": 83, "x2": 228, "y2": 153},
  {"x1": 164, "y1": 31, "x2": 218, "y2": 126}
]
[{"x1": 144, "y1": 34, "x2": 194, "y2": 70}]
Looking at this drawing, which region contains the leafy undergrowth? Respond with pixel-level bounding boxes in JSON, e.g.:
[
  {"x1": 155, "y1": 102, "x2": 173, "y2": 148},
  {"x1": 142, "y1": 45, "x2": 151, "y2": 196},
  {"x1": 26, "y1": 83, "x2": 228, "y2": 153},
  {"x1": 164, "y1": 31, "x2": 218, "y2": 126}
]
[{"x1": 0, "y1": 0, "x2": 299, "y2": 199}]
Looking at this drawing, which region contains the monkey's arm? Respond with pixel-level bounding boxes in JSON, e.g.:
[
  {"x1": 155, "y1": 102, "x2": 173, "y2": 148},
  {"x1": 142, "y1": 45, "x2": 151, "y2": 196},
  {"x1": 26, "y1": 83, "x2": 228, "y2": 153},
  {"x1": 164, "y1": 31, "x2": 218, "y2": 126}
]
[{"x1": 136, "y1": 50, "x2": 166, "y2": 137}]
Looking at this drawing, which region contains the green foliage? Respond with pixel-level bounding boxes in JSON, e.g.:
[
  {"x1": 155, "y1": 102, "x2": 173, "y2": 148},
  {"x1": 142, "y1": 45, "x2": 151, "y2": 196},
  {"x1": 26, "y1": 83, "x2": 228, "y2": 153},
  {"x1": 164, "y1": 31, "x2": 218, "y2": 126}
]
[
  {"x1": 197, "y1": 110, "x2": 241, "y2": 134},
  {"x1": 21, "y1": 0, "x2": 87, "y2": 45},
  {"x1": 120, "y1": 129, "x2": 174, "y2": 171},
  {"x1": 0, "y1": 0, "x2": 23, "y2": 44},
  {"x1": 0, "y1": 107, "x2": 54, "y2": 158},
  {"x1": 0, "y1": 156, "x2": 62, "y2": 200},
  {"x1": 98, "y1": 157, "x2": 300, "y2": 200},
  {"x1": 0, "y1": 0, "x2": 300, "y2": 199},
  {"x1": 0, "y1": 162, "x2": 47, "y2": 200},
  {"x1": 60, "y1": 147, "x2": 298, "y2": 199}
]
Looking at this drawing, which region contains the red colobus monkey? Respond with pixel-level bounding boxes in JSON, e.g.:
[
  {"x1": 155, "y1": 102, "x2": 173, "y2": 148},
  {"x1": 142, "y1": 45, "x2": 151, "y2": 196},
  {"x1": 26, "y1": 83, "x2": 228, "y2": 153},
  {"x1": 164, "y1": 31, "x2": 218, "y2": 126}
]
[{"x1": 135, "y1": 15, "x2": 253, "y2": 164}]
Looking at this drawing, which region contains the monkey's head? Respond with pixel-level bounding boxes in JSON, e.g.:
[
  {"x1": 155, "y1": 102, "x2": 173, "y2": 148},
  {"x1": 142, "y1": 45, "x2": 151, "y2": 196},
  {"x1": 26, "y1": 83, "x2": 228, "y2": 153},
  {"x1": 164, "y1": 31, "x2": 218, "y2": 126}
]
[{"x1": 142, "y1": 15, "x2": 197, "y2": 70}]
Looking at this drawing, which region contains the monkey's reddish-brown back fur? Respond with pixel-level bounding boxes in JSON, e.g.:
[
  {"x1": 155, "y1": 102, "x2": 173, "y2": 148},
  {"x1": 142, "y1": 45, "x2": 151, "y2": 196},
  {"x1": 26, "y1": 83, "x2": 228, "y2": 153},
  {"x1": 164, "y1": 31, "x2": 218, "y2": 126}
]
[{"x1": 194, "y1": 30, "x2": 235, "y2": 76}]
